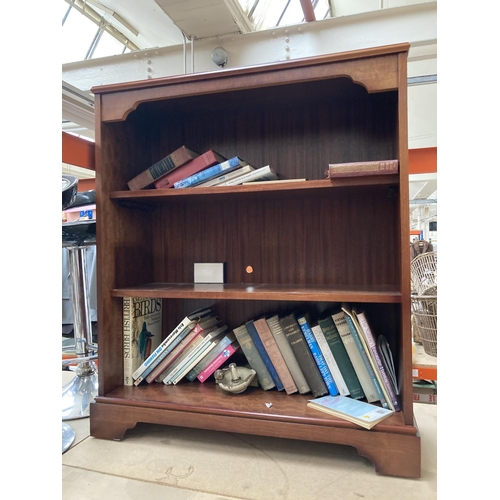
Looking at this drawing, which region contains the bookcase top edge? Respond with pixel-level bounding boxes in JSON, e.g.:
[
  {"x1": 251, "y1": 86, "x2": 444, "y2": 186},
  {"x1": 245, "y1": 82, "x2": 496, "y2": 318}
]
[{"x1": 91, "y1": 43, "x2": 410, "y2": 95}]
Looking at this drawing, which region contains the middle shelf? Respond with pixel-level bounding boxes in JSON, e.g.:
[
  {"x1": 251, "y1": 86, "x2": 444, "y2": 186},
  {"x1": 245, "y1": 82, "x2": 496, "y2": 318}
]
[{"x1": 111, "y1": 283, "x2": 402, "y2": 303}]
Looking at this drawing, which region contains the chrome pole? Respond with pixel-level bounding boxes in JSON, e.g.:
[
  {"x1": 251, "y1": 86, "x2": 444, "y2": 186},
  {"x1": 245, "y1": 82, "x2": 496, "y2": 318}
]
[{"x1": 62, "y1": 243, "x2": 99, "y2": 420}]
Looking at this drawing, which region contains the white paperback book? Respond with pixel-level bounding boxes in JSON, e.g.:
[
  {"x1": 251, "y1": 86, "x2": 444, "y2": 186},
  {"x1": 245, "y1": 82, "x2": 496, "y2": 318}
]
[
  {"x1": 311, "y1": 324, "x2": 350, "y2": 396},
  {"x1": 194, "y1": 165, "x2": 255, "y2": 187},
  {"x1": 217, "y1": 165, "x2": 278, "y2": 186}
]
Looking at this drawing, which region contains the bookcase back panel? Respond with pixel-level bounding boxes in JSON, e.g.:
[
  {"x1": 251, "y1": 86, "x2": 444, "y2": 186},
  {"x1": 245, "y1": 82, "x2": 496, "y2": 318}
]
[
  {"x1": 155, "y1": 187, "x2": 400, "y2": 288},
  {"x1": 128, "y1": 79, "x2": 398, "y2": 186}
]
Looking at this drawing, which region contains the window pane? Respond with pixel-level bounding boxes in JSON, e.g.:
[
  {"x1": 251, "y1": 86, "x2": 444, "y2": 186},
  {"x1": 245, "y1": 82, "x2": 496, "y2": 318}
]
[
  {"x1": 315, "y1": 0, "x2": 332, "y2": 20},
  {"x1": 238, "y1": 0, "x2": 257, "y2": 13},
  {"x1": 91, "y1": 30, "x2": 127, "y2": 59},
  {"x1": 62, "y1": 7, "x2": 99, "y2": 63},
  {"x1": 252, "y1": 0, "x2": 290, "y2": 30},
  {"x1": 278, "y1": 1, "x2": 305, "y2": 27}
]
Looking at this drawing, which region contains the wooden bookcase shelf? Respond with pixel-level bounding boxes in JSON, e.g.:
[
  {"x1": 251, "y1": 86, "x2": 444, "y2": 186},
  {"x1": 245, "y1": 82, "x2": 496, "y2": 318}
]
[
  {"x1": 91, "y1": 43, "x2": 420, "y2": 479},
  {"x1": 110, "y1": 283, "x2": 402, "y2": 303},
  {"x1": 110, "y1": 177, "x2": 400, "y2": 201}
]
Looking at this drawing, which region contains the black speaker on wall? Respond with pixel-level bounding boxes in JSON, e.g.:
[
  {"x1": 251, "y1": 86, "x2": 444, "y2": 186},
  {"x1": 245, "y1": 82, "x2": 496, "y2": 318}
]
[{"x1": 429, "y1": 221, "x2": 437, "y2": 231}]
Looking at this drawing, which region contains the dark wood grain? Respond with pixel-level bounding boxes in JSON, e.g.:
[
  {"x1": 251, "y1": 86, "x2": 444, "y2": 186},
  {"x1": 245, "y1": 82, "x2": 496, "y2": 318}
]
[{"x1": 92, "y1": 43, "x2": 418, "y2": 478}]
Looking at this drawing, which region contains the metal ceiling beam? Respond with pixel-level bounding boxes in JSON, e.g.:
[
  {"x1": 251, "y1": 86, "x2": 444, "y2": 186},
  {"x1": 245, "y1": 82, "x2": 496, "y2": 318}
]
[
  {"x1": 63, "y1": 2, "x2": 436, "y2": 90},
  {"x1": 62, "y1": 81, "x2": 95, "y2": 132}
]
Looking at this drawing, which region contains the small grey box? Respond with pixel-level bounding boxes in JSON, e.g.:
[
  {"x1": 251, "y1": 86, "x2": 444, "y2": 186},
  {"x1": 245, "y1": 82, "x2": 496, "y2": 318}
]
[{"x1": 194, "y1": 263, "x2": 225, "y2": 284}]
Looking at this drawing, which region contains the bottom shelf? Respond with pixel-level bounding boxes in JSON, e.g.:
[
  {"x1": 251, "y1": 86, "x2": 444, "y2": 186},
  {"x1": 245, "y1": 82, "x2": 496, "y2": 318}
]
[{"x1": 90, "y1": 383, "x2": 421, "y2": 478}]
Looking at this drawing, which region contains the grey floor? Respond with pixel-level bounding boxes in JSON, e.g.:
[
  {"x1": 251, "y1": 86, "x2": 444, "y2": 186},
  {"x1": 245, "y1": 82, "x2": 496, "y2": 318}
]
[{"x1": 62, "y1": 371, "x2": 437, "y2": 500}]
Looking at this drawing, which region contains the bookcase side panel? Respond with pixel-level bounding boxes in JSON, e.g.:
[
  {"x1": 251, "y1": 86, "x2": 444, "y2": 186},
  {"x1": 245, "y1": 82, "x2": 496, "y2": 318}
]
[
  {"x1": 96, "y1": 115, "x2": 158, "y2": 394},
  {"x1": 396, "y1": 51, "x2": 413, "y2": 423}
]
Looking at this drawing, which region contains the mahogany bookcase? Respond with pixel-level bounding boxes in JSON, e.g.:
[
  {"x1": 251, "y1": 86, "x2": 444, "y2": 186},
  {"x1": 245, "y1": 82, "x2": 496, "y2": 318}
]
[{"x1": 90, "y1": 42, "x2": 420, "y2": 478}]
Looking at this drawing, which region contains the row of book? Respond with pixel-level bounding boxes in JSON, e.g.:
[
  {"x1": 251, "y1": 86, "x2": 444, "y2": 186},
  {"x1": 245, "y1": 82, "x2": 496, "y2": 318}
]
[
  {"x1": 126, "y1": 144, "x2": 399, "y2": 191},
  {"x1": 127, "y1": 299, "x2": 400, "y2": 413},
  {"x1": 127, "y1": 146, "x2": 278, "y2": 191},
  {"x1": 231, "y1": 305, "x2": 400, "y2": 412}
]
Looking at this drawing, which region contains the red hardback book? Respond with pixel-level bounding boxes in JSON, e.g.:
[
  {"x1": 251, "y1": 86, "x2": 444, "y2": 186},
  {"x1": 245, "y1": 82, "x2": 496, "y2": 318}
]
[
  {"x1": 253, "y1": 317, "x2": 298, "y2": 395},
  {"x1": 127, "y1": 145, "x2": 200, "y2": 190},
  {"x1": 197, "y1": 342, "x2": 238, "y2": 382},
  {"x1": 154, "y1": 150, "x2": 227, "y2": 189},
  {"x1": 326, "y1": 159, "x2": 398, "y2": 178}
]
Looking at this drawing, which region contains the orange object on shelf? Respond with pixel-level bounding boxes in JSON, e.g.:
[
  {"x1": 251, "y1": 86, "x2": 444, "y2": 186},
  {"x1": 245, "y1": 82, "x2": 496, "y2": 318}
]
[{"x1": 412, "y1": 343, "x2": 437, "y2": 381}]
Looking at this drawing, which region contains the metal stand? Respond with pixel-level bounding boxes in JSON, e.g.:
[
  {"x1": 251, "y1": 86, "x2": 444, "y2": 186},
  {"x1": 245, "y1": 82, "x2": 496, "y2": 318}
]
[
  {"x1": 62, "y1": 422, "x2": 76, "y2": 453},
  {"x1": 62, "y1": 243, "x2": 98, "y2": 420}
]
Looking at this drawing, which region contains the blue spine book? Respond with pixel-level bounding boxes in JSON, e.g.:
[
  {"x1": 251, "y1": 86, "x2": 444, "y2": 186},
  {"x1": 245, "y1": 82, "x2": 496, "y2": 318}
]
[
  {"x1": 133, "y1": 324, "x2": 195, "y2": 385},
  {"x1": 341, "y1": 305, "x2": 390, "y2": 409},
  {"x1": 297, "y1": 315, "x2": 339, "y2": 396},
  {"x1": 174, "y1": 156, "x2": 248, "y2": 188},
  {"x1": 245, "y1": 320, "x2": 284, "y2": 391}
]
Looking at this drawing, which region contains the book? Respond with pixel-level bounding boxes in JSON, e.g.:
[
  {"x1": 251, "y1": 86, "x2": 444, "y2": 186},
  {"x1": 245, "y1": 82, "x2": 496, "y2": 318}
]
[
  {"x1": 166, "y1": 341, "x2": 217, "y2": 385},
  {"x1": 331, "y1": 310, "x2": 379, "y2": 403},
  {"x1": 216, "y1": 165, "x2": 278, "y2": 186},
  {"x1": 307, "y1": 395, "x2": 394, "y2": 430},
  {"x1": 297, "y1": 315, "x2": 339, "y2": 397},
  {"x1": 245, "y1": 320, "x2": 284, "y2": 391},
  {"x1": 123, "y1": 297, "x2": 162, "y2": 386},
  {"x1": 241, "y1": 178, "x2": 306, "y2": 185},
  {"x1": 377, "y1": 335, "x2": 399, "y2": 395},
  {"x1": 310, "y1": 324, "x2": 349, "y2": 396},
  {"x1": 133, "y1": 323, "x2": 196, "y2": 385},
  {"x1": 341, "y1": 304, "x2": 389, "y2": 409},
  {"x1": 232, "y1": 324, "x2": 276, "y2": 390},
  {"x1": 185, "y1": 332, "x2": 236, "y2": 381},
  {"x1": 354, "y1": 309, "x2": 401, "y2": 411},
  {"x1": 173, "y1": 156, "x2": 250, "y2": 188},
  {"x1": 132, "y1": 306, "x2": 212, "y2": 381},
  {"x1": 194, "y1": 164, "x2": 255, "y2": 188},
  {"x1": 163, "y1": 326, "x2": 228, "y2": 384},
  {"x1": 127, "y1": 146, "x2": 200, "y2": 190},
  {"x1": 197, "y1": 342, "x2": 239, "y2": 382},
  {"x1": 253, "y1": 317, "x2": 298, "y2": 395},
  {"x1": 279, "y1": 313, "x2": 328, "y2": 398},
  {"x1": 139, "y1": 315, "x2": 220, "y2": 385},
  {"x1": 317, "y1": 315, "x2": 365, "y2": 400},
  {"x1": 153, "y1": 150, "x2": 227, "y2": 189},
  {"x1": 326, "y1": 159, "x2": 398, "y2": 179},
  {"x1": 154, "y1": 333, "x2": 208, "y2": 383},
  {"x1": 266, "y1": 315, "x2": 310, "y2": 395},
  {"x1": 169, "y1": 342, "x2": 219, "y2": 385}
]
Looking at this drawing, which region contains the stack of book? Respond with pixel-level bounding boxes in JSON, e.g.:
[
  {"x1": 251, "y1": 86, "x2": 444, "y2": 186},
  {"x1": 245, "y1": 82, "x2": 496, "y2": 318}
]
[
  {"x1": 125, "y1": 145, "x2": 280, "y2": 191},
  {"x1": 130, "y1": 306, "x2": 240, "y2": 386}
]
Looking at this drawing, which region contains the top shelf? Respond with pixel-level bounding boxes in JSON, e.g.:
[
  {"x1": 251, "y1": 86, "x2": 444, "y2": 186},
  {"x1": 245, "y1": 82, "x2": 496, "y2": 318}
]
[{"x1": 110, "y1": 177, "x2": 400, "y2": 203}]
